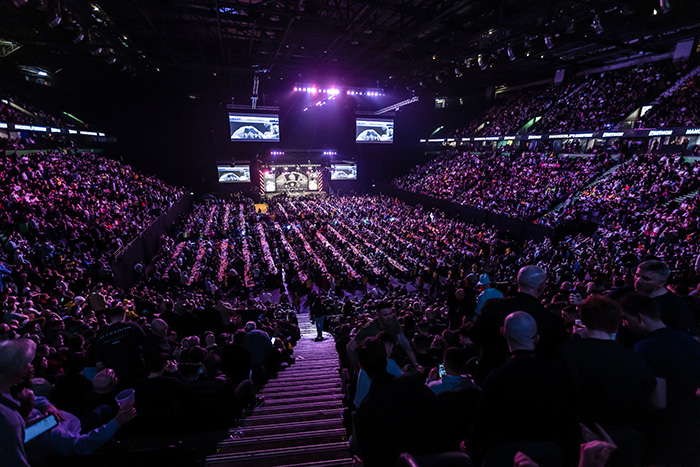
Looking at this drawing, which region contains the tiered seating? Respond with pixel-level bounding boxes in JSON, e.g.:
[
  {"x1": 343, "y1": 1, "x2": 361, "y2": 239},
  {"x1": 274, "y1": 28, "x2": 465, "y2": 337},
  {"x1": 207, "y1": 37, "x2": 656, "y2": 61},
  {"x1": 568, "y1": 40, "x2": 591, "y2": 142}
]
[
  {"x1": 392, "y1": 151, "x2": 615, "y2": 220},
  {"x1": 453, "y1": 61, "x2": 682, "y2": 136},
  {"x1": 641, "y1": 74, "x2": 700, "y2": 128},
  {"x1": 536, "y1": 62, "x2": 680, "y2": 132}
]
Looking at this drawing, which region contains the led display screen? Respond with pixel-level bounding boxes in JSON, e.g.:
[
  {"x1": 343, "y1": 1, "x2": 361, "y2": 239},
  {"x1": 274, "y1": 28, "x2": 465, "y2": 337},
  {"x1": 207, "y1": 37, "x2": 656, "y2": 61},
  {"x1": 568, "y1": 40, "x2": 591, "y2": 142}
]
[
  {"x1": 355, "y1": 118, "x2": 393, "y2": 143},
  {"x1": 217, "y1": 165, "x2": 251, "y2": 183},
  {"x1": 229, "y1": 113, "x2": 280, "y2": 141},
  {"x1": 330, "y1": 164, "x2": 357, "y2": 180}
]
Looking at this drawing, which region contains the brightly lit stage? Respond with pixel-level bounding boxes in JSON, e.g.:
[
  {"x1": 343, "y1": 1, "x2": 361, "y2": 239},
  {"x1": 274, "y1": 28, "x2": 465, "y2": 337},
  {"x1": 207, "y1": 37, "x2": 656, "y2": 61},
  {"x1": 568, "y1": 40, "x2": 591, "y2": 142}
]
[{"x1": 259, "y1": 163, "x2": 325, "y2": 196}]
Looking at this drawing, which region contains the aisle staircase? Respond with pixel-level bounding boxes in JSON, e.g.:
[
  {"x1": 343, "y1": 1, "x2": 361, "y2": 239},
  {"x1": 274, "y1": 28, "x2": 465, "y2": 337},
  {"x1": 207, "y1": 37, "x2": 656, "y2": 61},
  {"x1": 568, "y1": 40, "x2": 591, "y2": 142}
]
[{"x1": 205, "y1": 315, "x2": 353, "y2": 467}]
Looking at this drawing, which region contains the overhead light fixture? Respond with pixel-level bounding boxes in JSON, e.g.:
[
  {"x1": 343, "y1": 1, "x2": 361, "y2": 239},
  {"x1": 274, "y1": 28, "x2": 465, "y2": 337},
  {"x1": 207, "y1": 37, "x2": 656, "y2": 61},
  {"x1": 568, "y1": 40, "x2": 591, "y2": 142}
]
[
  {"x1": 507, "y1": 44, "x2": 516, "y2": 61},
  {"x1": 12, "y1": 0, "x2": 29, "y2": 6},
  {"x1": 478, "y1": 54, "x2": 487, "y2": 70},
  {"x1": 73, "y1": 31, "x2": 84, "y2": 44},
  {"x1": 47, "y1": 10, "x2": 62, "y2": 28},
  {"x1": 544, "y1": 35, "x2": 554, "y2": 49}
]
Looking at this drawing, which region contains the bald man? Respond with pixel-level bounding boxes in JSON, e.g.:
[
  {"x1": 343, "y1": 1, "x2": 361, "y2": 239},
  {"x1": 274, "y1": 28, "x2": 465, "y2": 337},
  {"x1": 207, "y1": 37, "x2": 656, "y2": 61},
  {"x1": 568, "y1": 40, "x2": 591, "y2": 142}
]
[
  {"x1": 468, "y1": 312, "x2": 573, "y2": 465},
  {"x1": 471, "y1": 266, "x2": 567, "y2": 384}
]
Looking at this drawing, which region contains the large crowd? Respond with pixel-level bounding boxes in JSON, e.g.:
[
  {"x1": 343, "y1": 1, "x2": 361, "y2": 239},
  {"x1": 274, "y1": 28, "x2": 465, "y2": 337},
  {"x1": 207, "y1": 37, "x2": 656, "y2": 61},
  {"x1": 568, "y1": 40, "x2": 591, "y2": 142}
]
[
  {"x1": 393, "y1": 150, "x2": 615, "y2": 220},
  {"x1": 456, "y1": 61, "x2": 684, "y2": 136},
  {"x1": 641, "y1": 74, "x2": 700, "y2": 128},
  {"x1": 3, "y1": 63, "x2": 700, "y2": 467}
]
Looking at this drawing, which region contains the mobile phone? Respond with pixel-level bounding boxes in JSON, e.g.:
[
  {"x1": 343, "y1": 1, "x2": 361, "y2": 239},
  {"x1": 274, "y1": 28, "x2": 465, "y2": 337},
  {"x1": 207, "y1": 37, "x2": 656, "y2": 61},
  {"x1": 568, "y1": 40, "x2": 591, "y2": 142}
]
[
  {"x1": 25, "y1": 414, "x2": 58, "y2": 443},
  {"x1": 438, "y1": 363, "x2": 446, "y2": 377},
  {"x1": 271, "y1": 337, "x2": 277, "y2": 345}
]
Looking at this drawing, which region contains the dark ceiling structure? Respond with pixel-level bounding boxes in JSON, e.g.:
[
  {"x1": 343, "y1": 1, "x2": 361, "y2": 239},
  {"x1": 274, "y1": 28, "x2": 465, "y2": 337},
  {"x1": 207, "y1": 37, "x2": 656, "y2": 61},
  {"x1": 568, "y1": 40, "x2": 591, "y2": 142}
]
[{"x1": 1, "y1": 0, "x2": 699, "y2": 95}]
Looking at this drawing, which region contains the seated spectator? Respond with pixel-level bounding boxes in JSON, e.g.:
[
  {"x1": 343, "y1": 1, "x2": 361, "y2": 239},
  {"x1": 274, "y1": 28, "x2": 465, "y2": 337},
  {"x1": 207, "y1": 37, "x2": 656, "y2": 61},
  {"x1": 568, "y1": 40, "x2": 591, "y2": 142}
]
[{"x1": 426, "y1": 347, "x2": 478, "y2": 395}]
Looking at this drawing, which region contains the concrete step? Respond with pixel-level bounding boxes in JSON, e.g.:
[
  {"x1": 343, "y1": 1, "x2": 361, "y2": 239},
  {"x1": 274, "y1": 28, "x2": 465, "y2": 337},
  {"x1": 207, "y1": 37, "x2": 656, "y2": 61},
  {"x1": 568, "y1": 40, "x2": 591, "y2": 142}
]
[
  {"x1": 264, "y1": 393, "x2": 343, "y2": 408},
  {"x1": 255, "y1": 400, "x2": 344, "y2": 415},
  {"x1": 263, "y1": 381, "x2": 341, "y2": 393},
  {"x1": 270, "y1": 372, "x2": 339, "y2": 383},
  {"x1": 206, "y1": 442, "x2": 351, "y2": 467},
  {"x1": 228, "y1": 418, "x2": 344, "y2": 437},
  {"x1": 241, "y1": 408, "x2": 343, "y2": 426},
  {"x1": 267, "y1": 373, "x2": 339, "y2": 382},
  {"x1": 216, "y1": 428, "x2": 347, "y2": 453},
  {"x1": 265, "y1": 460, "x2": 353, "y2": 467},
  {"x1": 263, "y1": 387, "x2": 342, "y2": 400}
]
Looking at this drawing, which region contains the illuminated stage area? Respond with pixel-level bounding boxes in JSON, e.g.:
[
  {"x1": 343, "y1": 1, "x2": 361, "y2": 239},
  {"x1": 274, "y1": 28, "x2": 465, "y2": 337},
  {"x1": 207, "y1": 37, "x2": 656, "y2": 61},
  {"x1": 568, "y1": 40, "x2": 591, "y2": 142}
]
[{"x1": 259, "y1": 163, "x2": 325, "y2": 196}]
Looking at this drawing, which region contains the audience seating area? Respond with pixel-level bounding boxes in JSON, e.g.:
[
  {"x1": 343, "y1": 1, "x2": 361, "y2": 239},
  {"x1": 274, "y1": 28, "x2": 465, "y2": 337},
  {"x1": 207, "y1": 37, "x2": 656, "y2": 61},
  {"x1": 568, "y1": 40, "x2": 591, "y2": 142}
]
[
  {"x1": 457, "y1": 60, "x2": 684, "y2": 136},
  {"x1": 393, "y1": 150, "x2": 615, "y2": 220},
  {"x1": 3, "y1": 75, "x2": 700, "y2": 467}
]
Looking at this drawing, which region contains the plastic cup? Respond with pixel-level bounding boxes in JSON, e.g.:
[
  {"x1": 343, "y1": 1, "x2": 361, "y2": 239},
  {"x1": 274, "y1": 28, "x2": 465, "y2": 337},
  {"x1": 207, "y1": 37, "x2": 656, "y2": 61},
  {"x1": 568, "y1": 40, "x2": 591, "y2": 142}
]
[{"x1": 115, "y1": 388, "x2": 135, "y2": 408}]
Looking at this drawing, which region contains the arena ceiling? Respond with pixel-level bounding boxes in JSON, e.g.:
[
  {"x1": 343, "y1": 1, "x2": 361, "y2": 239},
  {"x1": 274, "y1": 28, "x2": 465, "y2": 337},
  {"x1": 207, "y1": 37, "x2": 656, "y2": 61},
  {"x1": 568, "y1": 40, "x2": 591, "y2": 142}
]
[{"x1": 1, "y1": 0, "x2": 699, "y2": 93}]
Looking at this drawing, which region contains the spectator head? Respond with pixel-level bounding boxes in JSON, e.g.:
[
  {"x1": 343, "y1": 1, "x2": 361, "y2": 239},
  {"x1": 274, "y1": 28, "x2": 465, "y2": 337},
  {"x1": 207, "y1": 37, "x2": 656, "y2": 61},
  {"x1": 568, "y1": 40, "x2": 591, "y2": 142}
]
[
  {"x1": 477, "y1": 274, "x2": 491, "y2": 290},
  {"x1": 579, "y1": 296, "x2": 620, "y2": 335},
  {"x1": 634, "y1": 260, "x2": 670, "y2": 297},
  {"x1": 443, "y1": 347, "x2": 467, "y2": 376},
  {"x1": 151, "y1": 318, "x2": 168, "y2": 338},
  {"x1": 145, "y1": 352, "x2": 169, "y2": 375},
  {"x1": 458, "y1": 323, "x2": 473, "y2": 346},
  {"x1": 517, "y1": 266, "x2": 547, "y2": 298},
  {"x1": 189, "y1": 346, "x2": 207, "y2": 364},
  {"x1": 233, "y1": 330, "x2": 247, "y2": 345},
  {"x1": 619, "y1": 293, "x2": 663, "y2": 336},
  {"x1": 441, "y1": 329, "x2": 459, "y2": 348},
  {"x1": 501, "y1": 311, "x2": 538, "y2": 352},
  {"x1": 357, "y1": 336, "x2": 388, "y2": 379},
  {"x1": 245, "y1": 321, "x2": 257, "y2": 332},
  {"x1": 561, "y1": 305, "x2": 579, "y2": 327},
  {"x1": 374, "y1": 302, "x2": 395, "y2": 328},
  {"x1": 107, "y1": 307, "x2": 127, "y2": 323},
  {"x1": 203, "y1": 353, "x2": 222, "y2": 376},
  {"x1": 0, "y1": 338, "x2": 36, "y2": 388},
  {"x1": 93, "y1": 368, "x2": 119, "y2": 393},
  {"x1": 377, "y1": 331, "x2": 396, "y2": 357}
]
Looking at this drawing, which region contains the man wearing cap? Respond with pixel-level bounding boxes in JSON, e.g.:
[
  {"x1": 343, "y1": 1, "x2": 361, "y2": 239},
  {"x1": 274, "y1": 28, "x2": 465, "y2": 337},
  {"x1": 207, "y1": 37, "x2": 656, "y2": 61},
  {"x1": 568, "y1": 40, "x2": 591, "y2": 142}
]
[{"x1": 475, "y1": 274, "x2": 503, "y2": 315}]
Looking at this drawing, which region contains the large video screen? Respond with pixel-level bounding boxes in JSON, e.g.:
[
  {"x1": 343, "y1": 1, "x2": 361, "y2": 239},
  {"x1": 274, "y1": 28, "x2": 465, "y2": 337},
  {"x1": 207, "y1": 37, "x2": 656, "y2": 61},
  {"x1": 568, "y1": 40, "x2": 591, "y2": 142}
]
[
  {"x1": 331, "y1": 164, "x2": 357, "y2": 180},
  {"x1": 355, "y1": 118, "x2": 394, "y2": 143},
  {"x1": 229, "y1": 113, "x2": 280, "y2": 142},
  {"x1": 217, "y1": 165, "x2": 251, "y2": 183}
]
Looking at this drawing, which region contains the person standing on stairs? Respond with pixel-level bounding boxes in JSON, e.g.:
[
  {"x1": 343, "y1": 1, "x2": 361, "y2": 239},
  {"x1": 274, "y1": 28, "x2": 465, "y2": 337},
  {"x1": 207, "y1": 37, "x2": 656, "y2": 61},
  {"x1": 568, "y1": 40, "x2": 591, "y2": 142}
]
[{"x1": 311, "y1": 295, "x2": 328, "y2": 341}]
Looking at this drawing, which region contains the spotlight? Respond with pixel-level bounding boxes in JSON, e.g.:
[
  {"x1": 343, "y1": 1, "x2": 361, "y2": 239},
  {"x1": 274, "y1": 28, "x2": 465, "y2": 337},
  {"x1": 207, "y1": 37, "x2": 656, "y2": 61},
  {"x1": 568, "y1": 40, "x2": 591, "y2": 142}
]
[
  {"x1": 478, "y1": 54, "x2": 487, "y2": 70},
  {"x1": 47, "y1": 10, "x2": 62, "y2": 28},
  {"x1": 544, "y1": 35, "x2": 554, "y2": 49},
  {"x1": 73, "y1": 31, "x2": 85, "y2": 44}
]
